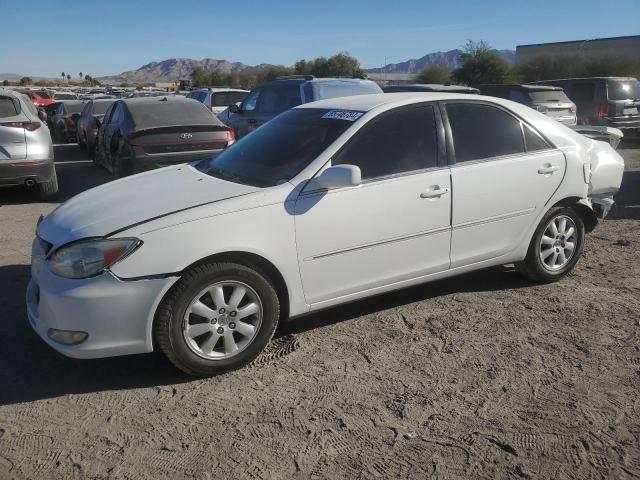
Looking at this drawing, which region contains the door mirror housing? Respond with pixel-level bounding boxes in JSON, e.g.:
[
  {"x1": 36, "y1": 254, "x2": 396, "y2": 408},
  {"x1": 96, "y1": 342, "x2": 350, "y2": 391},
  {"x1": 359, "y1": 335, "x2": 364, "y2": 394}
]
[
  {"x1": 229, "y1": 103, "x2": 241, "y2": 114},
  {"x1": 37, "y1": 108, "x2": 47, "y2": 122},
  {"x1": 314, "y1": 165, "x2": 361, "y2": 190}
]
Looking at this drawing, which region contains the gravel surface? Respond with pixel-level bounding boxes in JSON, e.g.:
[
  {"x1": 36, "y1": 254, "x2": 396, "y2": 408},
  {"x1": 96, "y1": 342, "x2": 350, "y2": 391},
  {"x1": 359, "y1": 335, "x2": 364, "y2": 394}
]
[{"x1": 0, "y1": 142, "x2": 639, "y2": 479}]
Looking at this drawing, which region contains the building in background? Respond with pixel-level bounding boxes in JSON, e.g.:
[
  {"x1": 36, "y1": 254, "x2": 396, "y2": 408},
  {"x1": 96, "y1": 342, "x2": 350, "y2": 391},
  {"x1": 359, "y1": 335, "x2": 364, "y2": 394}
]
[{"x1": 516, "y1": 35, "x2": 640, "y2": 63}]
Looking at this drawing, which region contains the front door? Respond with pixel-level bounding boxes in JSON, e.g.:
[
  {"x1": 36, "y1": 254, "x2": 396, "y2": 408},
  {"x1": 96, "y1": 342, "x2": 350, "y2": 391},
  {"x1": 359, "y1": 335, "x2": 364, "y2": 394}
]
[{"x1": 294, "y1": 104, "x2": 452, "y2": 305}]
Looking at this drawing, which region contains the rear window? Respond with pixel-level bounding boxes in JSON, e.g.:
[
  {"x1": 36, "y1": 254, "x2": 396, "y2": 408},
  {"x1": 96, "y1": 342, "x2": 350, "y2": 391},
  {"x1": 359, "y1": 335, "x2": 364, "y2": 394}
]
[
  {"x1": 527, "y1": 90, "x2": 571, "y2": 103},
  {"x1": 607, "y1": 80, "x2": 640, "y2": 101},
  {"x1": 64, "y1": 102, "x2": 84, "y2": 114},
  {"x1": 54, "y1": 93, "x2": 77, "y2": 100},
  {"x1": 212, "y1": 91, "x2": 247, "y2": 107},
  {"x1": 127, "y1": 98, "x2": 219, "y2": 128},
  {"x1": 36, "y1": 91, "x2": 51, "y2": 99},
  {"x1": 0, "y1": 97, "x2": 19, "y2": 117},
  {"x1": 92, "y1": 101, "x2": 114, "y2": 115}
]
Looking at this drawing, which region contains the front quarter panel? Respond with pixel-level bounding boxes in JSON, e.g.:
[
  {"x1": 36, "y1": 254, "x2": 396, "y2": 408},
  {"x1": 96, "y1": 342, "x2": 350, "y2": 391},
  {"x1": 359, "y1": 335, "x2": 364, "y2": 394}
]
[{"x1": 109, "y1": 191, "x2": 308, "y2": 317}]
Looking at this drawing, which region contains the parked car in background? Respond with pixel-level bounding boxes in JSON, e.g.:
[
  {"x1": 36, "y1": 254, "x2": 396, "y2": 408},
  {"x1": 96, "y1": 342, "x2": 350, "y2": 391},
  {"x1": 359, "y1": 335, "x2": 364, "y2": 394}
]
[
  {"x1": 29, "y1": 93, "x2": 624, "y2": 375},
  {"x1": 52, "y1": 91, "x2": 79, "y2": 101},
  {"x1": 224, "y1": 75, "x2": 382, "y2": 138},
  {"x1": 383, "y1": 84, "x2": 480, "y2": 94},
  {"x1": 186, "y1": 88, "x2": 249, "y2": 116},
  {"x1": 530, "y1": 77, "x2": 640, "y2": 134},
  {"x1": 18, "y1": 89, "x2": 54, "y2": 107},
  {"x1": 0, "y1": 88, "x2": 57, "y2": 199},
  {"x1": 46, "y1": 100, "x2": 84, "y2": 143},
  {"x1": 479, "y1": 84, "x2": 577, "y2": 126},
  {"x1": 76, "y1": 99, "x2": 116, "y2": 155},
  {"x1": 94, "y1": 96, "x2": 234, "y2": 177}
]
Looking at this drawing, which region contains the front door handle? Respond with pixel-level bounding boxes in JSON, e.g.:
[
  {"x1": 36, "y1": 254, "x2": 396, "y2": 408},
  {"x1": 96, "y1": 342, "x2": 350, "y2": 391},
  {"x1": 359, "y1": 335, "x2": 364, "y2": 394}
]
[
  {"x1": 538, "y1": 165, "x2": 559, "y2": 175},
  {"x1": 420, "y1": 186, "x2": 450, "y2": 199}
]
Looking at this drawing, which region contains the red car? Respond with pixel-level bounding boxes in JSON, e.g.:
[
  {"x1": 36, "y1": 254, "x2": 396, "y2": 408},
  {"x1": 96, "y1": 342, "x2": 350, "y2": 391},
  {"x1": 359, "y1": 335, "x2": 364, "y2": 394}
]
[{"x1": 18, "y1": 89, "x2": 54, "y2": 107}]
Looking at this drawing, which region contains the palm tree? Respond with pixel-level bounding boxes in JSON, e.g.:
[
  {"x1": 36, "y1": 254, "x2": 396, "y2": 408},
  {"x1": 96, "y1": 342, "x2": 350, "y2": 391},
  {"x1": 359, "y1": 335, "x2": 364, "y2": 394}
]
[
  {"x1": 66, "y1": 74, "x2": 71, "y2": 82},
  {"x1": 61, "y1": 72, "x2": 65, "y2": 82},
  {"x1": 79, "y1": 72, "x2": 83, "y2": 79}
]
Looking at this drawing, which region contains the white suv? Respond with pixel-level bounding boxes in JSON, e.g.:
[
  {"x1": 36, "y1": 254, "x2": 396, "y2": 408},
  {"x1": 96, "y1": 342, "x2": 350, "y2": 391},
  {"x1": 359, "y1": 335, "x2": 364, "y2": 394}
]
[{"x1": 186, "y1": 88, "x2": 248, "y2": 116}]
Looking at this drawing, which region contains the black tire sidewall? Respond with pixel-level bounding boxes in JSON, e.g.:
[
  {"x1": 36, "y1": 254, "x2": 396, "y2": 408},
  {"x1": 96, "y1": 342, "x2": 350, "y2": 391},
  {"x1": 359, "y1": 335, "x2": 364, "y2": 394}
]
[
  {"x1": 527, "y1": 206, "x2": 585, "y2": 282},
  {"x1": 163, "y1": 264, "x2": 279, "y2": 375}
]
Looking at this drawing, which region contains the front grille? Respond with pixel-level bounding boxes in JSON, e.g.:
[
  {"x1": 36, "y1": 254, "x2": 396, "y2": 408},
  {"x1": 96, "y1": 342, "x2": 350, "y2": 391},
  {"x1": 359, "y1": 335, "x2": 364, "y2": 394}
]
[{"x1": 143, "y1": 142, "x2": 226, "y2": 154}]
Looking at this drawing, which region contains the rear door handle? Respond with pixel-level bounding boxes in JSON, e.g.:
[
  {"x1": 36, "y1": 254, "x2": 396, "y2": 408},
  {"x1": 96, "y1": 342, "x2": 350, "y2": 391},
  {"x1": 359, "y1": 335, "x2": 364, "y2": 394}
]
[
  {"x1": 538, "y1": 165, "x2": 559, "y2": 175},
  {"x1": 420, "y1": 187, "x2": 450, "y2": 199},
  {"x1": 248, "y1": 118, "x2": 257, "y2": 124}
]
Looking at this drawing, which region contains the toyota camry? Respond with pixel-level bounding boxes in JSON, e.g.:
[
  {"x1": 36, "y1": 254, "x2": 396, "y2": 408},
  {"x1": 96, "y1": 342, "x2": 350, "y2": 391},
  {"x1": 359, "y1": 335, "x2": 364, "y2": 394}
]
[{"x1": 28, "y1": 93, "x2": 624, "y2": 376}]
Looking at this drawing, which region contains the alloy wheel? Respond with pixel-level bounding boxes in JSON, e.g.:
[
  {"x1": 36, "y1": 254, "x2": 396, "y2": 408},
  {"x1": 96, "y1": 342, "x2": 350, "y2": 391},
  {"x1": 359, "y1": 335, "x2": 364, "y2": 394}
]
[
  {"x1": 539, "y1": 215, "x2": 577, "y2": 271},
  {"x1": 182, "y1": 281, "x2": 263, "y2": 360}
]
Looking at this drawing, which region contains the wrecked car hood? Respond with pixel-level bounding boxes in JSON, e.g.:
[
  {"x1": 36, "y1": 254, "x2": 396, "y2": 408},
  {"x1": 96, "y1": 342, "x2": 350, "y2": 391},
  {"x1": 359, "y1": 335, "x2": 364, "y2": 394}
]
[{"x1": 38, "y1": 164, "x2": 260, "y2": 246}]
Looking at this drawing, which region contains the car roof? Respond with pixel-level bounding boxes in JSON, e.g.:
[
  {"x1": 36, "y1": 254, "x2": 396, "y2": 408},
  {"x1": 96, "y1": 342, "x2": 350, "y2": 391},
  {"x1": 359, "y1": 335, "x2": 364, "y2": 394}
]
[
  {"x1": 480, "y1": 84, "x2": 563, "y2": 91},
  {"x1": 191, "y1": 88, "x2": 249, "y2": 93},
  {"x1": 261, "y1": 77, "x2": 376, "y2": 87},
  {"x1": 384, "y1": 84, "x2": 480, "y2": 92},
  {"x1": 297, "y1": 92, "x2": 484, "y2": 112},
  {"x1": 531, "y1": 77, "x2": 639, "y2": 82}
]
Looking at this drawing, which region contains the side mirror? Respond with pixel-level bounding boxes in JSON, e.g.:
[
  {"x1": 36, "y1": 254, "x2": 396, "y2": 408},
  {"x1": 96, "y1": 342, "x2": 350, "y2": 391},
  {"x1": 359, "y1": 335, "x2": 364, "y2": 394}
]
[
  {"x1": 314, "y1": 164, "x2": 361, "y2": 190},
  {"x1": 37, "y1": 109, "x2": 47, "y2": 122},
  {"x1": 229, "y1": 103, "x2": 240, "y2": 114}
]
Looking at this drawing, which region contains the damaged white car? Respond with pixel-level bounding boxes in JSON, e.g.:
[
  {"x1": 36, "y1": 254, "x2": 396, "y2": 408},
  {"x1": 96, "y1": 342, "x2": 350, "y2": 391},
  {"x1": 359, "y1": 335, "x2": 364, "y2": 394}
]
[{"x1": 28, "y1": 93, "x2": 624, "y2": 376}]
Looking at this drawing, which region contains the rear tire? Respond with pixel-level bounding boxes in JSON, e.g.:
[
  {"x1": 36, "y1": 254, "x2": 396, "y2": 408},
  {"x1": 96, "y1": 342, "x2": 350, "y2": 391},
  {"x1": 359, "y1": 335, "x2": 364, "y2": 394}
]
[
  {"x1": 113, "y1": 142, "x2": 134, "y2": 179},
  {"x1": 517, "y1": 206, "x2": 585, "y2": 283},
  {"x1": 39, "y1": 166, "x2": 59, "y2": 200},
  {"x1": 155, "y1": 262, "x2": 280, "y2": 376}
]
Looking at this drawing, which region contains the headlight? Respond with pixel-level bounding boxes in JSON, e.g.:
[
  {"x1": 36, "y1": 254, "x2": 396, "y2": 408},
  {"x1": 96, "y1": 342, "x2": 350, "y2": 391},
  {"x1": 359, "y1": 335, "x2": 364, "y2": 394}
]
[{"x1": 48, "y1": 238, "x2": 141, "y2": 279}]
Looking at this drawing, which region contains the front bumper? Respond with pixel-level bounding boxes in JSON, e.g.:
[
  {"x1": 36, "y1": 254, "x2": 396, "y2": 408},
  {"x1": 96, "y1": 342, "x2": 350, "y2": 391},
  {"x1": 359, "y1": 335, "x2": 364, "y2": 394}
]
[{"x1": 27, "y1": 238, "x2": 178, "y2": 359}]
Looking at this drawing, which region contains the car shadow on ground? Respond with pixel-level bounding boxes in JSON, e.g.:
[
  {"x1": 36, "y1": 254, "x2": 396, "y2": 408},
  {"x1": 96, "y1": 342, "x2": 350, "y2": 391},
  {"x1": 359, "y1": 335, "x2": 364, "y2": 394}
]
[
  {"x1": 0, "y1": 144, "x2": 112, "y2": 206},
  {"x1": 0, "y1": 262, "x2": 531, "y2": 406}
]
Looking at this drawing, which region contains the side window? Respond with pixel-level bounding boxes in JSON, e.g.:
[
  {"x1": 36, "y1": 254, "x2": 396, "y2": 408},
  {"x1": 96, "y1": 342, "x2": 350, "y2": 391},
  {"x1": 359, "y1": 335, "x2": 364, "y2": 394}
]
[
  {"x1": 523, "y1": 124, "x2": 549, "y2": 151},
  {"x1": 446, "y1": 103, "x2": 525, "y2": 163},
  {"x1": 333, "y1": 105, "x2": 439, "y2": 180},
  {"x1": 81, "y1": 102, "x2": 91, "y2": 116},
  {"x1": 242, "y1": 89, "x2": 261, "y2": 112},
  {"x1": 103, "y1": 105, "x2": 114, "y2": 124},
  {"x1": 572, "y1": 83, "x2": 595, "y2": 103},
  {"x1": 509, "y1": 90, "x2": 528, "y2": 104},
  {"x1": 256, "y1": 85, "x2": 302, "y2": 114},
  {"x1": 0, "y1": 96, "x2": 19, "y2": 118}
]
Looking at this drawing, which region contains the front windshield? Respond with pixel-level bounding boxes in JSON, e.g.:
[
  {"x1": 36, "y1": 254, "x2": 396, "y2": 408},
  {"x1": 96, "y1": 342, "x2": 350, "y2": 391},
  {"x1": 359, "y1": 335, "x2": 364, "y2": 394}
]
[{"x1": 196, "y1": 108, "x2": 359, "y2": 187}]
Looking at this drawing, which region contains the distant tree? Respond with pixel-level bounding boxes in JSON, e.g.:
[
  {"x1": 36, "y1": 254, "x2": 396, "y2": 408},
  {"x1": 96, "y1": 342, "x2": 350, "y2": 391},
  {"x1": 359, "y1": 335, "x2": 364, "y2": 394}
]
[
  {"x1": 453, "y1": 40, "x2": 512, "y2": 85},
  {"x1": 19, "y1": 77, "x2": 32, "y2": 86},
  {"x1": 2, "y1": 80, "x2": 8, "y2": 86},
  {"x1": 415, "y1": 64, "x2": 452, "y2": 84},
  {"x1": 191, "y1": 66, "x2": 211, "y2": 87},
  {"x1": 61, "y1": 72, "x2": 65, "y2": 83},
  {"x1": 294, "y1": 52, "x2": 365, "y2": 78},
  {"x1": 79, "y1": 72, "x2": 83, "y2": 79},
  {"x1": 66, "y1": 74, "x2": 71, "y2": 82}
]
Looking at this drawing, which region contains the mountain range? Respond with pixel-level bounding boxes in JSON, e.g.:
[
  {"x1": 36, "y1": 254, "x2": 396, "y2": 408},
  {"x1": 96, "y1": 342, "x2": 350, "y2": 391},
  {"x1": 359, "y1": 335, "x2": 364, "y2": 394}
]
[
  {"x1": 2, "y1": 48, "x2": 516, "y2": 84},
  {"x1": 366, "y1": 48, "x2": 515, "y2": 74}
]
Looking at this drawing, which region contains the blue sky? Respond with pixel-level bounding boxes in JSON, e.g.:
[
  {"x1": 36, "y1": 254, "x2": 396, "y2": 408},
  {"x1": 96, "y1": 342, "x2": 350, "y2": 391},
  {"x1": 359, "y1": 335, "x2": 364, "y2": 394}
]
[{"x1": 2, "y1": 0, "x2": 639, "y2": 77}]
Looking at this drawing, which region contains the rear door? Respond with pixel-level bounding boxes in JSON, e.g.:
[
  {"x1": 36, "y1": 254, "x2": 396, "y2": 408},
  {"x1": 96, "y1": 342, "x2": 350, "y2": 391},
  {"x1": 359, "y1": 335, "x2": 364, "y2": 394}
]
[
  {"x1": 0, "y1": 95, "x2": 27, "y2": 160},
  {"x1": 231, "y1": 87, "x2": 261, "y2": 138},
  {"x1": 443, "y1": 101, "x2": 566, "y2": 267}
]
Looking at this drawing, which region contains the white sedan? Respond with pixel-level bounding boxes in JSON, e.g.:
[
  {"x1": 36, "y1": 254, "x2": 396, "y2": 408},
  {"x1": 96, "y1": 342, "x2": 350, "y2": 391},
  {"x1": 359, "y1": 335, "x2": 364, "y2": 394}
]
[{"x1": 28, "y1": 93, "x2": 624, "y2": 376}]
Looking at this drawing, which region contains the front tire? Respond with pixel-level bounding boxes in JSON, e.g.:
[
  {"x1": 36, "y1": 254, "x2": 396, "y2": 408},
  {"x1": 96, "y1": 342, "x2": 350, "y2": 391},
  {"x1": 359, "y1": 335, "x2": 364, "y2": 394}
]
[
  {"x1": 155, "y1": 262, "x2": 280, "y2": 376},
  {"x1": 112, "y1": 142, "x2": 134, "y2": 178},
  {"x1": 517, "y1": 206, "x2": 585, "y2": 283}
]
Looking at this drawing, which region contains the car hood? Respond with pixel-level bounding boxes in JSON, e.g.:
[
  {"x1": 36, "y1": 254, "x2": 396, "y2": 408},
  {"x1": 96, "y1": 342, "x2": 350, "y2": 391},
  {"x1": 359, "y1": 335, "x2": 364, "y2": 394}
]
[{"x1": 38, "y1": 164, "x2": 261, "y2": 247}]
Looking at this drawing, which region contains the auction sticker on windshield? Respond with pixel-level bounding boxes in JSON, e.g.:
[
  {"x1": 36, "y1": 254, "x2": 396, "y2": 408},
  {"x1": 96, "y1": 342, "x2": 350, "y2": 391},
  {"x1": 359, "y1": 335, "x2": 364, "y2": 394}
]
[{"x1": 321, "y1": 110, "x2": 364, "y2": 121}]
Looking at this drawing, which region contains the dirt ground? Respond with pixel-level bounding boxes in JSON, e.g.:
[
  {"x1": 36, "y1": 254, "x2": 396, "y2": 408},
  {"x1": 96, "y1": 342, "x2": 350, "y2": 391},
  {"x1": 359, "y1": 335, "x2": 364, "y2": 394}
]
[{"x1": 0, "y1": 142, "x2": 639, "y2": 479}]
